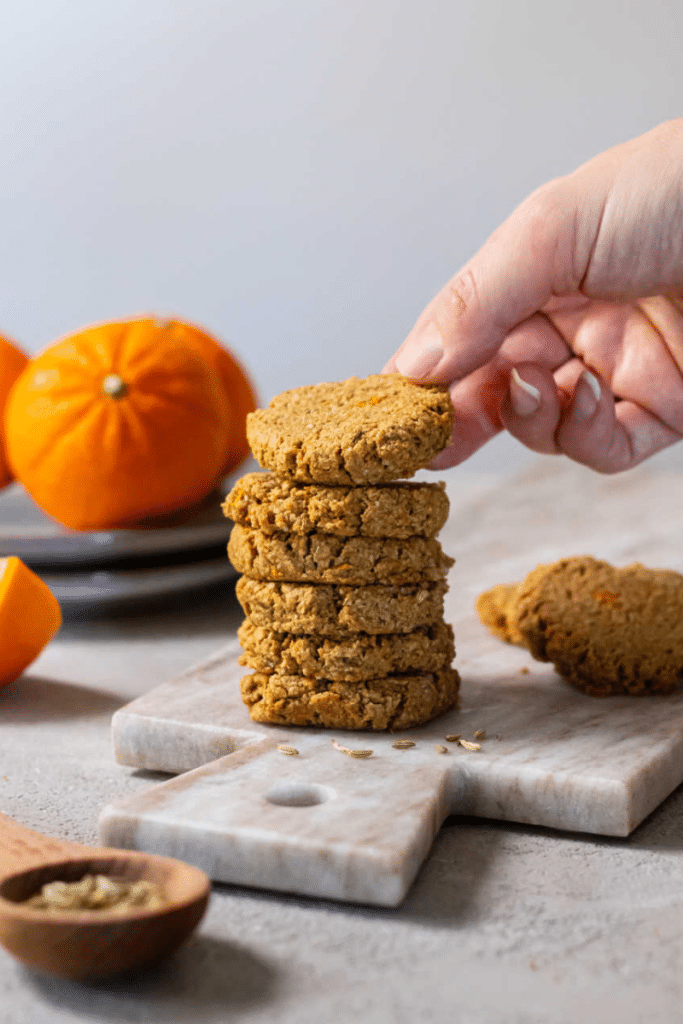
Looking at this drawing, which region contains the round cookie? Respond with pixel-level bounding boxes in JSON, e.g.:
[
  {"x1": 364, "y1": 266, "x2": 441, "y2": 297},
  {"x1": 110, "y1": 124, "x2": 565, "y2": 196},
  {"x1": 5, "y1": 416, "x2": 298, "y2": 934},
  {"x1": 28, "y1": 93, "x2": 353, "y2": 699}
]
[
  {"x1": 238, "y1": 619, "x2": 455, "y2": 681},
  {"x1": 246, "y1": 374, "x2": 454, "y2": 485},
  {"x1": 223, "y1": 472, "x2": 449, "y2": 539},
  {"x1": 515, "y1": 555, "x2": 683, "y2": 696},
  {"x1": 240, "y1": 667, "x2": 460, "y2": 731},
  {"x1": 235, "y1": 577, "x2": 449, "y2": 637},
  {"x1": 228, "y1": 524, "x2": 454, "y2": 585}
]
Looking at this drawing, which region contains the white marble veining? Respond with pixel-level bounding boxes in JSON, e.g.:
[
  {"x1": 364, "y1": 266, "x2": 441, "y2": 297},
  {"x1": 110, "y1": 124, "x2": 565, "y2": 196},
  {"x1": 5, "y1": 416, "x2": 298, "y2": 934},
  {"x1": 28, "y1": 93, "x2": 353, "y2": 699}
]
[
  {"x1": 101, "y1": 461, "x2": 683, "y2": 905},
  {"x1": 102, "y1": 642, "x2": 683, "y2": 905}
]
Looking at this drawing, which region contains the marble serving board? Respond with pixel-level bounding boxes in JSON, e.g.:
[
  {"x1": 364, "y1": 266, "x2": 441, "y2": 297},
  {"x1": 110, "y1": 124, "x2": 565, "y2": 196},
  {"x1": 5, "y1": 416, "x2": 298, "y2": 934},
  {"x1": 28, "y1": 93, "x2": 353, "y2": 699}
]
[{"x1": 100, "y1": 460, "x2": 683, "y2": 906}]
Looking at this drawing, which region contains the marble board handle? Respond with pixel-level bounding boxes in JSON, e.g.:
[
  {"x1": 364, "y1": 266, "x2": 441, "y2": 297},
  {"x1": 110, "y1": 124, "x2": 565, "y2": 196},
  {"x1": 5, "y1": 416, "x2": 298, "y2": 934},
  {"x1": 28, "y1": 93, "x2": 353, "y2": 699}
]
[{"x1": 99, "y1": 739, "x2": 457, "y2": 906}]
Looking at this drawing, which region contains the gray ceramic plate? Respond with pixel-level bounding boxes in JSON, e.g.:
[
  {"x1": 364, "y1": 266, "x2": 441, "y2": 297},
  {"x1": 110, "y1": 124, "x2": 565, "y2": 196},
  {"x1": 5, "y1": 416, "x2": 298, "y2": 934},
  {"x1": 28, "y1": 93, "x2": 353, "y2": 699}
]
[
  {"x1": 41, "y1": 555, "x2": 237, "y2": 608},
  {"x1": 0, "y1": 461, "x2": 255, "y2": 568}
]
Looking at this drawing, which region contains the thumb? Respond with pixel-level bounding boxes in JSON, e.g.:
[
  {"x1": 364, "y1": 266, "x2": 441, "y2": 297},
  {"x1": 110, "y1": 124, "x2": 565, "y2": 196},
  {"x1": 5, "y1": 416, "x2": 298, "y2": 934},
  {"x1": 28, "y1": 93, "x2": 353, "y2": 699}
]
[{"x1": 386, "y1": 176, "x2": 604, "y2": 385}]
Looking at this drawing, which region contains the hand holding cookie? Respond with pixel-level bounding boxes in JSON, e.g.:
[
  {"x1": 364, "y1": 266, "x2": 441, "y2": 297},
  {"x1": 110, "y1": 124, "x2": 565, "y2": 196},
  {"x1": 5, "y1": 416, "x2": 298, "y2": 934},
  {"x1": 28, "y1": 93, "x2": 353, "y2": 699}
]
[{"x1": 386, "y1": 119, "x2": 683, "y2": 474}]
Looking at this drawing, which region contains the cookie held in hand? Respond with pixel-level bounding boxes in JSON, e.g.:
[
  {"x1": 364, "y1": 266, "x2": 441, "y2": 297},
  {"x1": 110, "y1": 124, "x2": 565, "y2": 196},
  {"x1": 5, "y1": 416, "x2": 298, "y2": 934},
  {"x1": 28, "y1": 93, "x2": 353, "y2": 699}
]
[{"x1": 246, "y1": 374, "x2": 454, "y2": 485}]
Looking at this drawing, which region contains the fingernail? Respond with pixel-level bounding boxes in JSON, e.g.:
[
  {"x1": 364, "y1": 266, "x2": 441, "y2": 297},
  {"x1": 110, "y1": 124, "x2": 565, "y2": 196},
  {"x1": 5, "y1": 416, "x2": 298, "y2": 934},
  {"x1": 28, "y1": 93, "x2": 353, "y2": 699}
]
[
  {"x1": 395, "y1": 323, "x2": 443, "y2": 379},
  {"x1": 509, "y1": 368, "x2": 541, "y2": 417},
  {"x1": 574, "y1": 370, "x2": 601, "y2": 419}
]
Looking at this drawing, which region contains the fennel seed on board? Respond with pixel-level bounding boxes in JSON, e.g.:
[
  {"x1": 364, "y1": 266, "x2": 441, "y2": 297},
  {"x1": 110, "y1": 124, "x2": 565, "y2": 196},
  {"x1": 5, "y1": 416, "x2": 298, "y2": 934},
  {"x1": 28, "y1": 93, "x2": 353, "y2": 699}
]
[{"x1": 332, "y1": 739, "x2": 373, "y2": 759}]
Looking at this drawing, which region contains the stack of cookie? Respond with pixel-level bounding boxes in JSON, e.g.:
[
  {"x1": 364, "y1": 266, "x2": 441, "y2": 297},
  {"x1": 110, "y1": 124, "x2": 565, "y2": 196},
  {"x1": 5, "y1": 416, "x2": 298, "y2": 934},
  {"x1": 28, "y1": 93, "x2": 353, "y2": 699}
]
[{"x1": 224, "y1": 374, "x2": 460, "y2": 731}]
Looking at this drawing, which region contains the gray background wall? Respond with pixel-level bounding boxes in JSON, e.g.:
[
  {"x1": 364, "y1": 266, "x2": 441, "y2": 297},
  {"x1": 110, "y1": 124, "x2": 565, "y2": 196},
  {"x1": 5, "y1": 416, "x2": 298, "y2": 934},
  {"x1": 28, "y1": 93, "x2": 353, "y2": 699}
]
[{"x1": 1, "y1": 0, "x2": 682, "y2": 472}]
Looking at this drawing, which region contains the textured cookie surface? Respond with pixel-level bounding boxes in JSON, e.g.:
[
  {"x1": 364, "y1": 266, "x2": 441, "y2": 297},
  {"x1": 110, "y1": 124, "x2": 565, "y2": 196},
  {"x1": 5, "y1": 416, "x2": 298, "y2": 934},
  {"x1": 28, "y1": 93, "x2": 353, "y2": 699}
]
[
  {"x1": 223, "y1": 472, "x2": 449, "y2": 538},
  {"x1": 515, "y1": 555, "x2": 683, "y2": 696},
  {"x1": 475, "y1": 583, "x2": 523, "y2": 645},
  {"x1": 235, "y1": 577, "x2": 448, "y2": 637},
  {"x1": 238, "y1": 619, "x2": 455, "y2": 681},
  {"x1": 246, "y1": 374, "x2": 454, "y2": 485},
  {"x1": 228, "y1": 525, "x2": 454, "y2": 585},
  {"x1": 240, "y1": 667, "x2": 460, "y2": 730}
]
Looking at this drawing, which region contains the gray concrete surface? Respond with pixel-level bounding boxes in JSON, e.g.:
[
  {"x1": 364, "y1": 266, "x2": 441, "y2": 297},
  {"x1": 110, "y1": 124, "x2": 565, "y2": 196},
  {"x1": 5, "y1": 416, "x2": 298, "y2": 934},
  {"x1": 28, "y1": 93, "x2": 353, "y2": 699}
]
[{"x1": 3, "y1": 464, "x2": 683, "y2": 1023}]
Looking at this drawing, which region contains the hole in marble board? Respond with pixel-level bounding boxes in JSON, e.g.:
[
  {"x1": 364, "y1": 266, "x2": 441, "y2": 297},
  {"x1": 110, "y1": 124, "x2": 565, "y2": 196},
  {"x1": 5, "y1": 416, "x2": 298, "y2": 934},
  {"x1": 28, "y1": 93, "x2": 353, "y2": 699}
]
[{"x1": 265, "y1": 782, "x2": 335, "y2": 807}]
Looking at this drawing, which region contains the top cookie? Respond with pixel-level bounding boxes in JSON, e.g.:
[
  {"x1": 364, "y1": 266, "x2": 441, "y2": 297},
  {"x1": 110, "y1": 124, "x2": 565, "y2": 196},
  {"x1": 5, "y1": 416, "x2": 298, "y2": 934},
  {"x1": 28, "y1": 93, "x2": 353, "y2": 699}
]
[{"x1": 246, "y1": 374, "x2": 454, "y2": 485}]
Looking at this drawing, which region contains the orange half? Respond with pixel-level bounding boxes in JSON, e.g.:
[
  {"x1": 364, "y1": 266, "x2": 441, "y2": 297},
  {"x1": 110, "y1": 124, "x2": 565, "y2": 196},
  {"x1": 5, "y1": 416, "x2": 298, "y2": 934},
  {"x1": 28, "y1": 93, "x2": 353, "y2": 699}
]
[{"x1": 0, "y1": 557, "x2": 62, "y2": 688}]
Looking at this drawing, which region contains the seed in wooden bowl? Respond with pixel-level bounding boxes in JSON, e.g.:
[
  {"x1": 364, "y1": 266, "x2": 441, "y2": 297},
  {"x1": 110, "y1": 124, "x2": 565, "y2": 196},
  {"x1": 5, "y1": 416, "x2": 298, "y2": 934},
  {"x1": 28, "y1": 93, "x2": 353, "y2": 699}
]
[{"x1": 22, "y1": 875, "x2": 165, "y2": 913}]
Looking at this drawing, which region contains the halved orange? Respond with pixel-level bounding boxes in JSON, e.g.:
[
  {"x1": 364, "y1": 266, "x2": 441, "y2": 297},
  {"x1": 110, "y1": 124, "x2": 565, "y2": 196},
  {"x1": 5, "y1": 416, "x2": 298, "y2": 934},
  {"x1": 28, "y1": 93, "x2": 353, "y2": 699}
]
[{"x1": 0, "y1": 557, "x2": 62, "y2": 688}]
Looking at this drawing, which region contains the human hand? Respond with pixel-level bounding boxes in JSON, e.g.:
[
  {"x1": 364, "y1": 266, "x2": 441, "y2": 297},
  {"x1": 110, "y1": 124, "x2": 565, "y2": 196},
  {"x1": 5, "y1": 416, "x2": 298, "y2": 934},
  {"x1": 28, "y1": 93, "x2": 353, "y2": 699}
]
[{"x1": 384, "y1": 119, "x2": 683, "y2": 472}]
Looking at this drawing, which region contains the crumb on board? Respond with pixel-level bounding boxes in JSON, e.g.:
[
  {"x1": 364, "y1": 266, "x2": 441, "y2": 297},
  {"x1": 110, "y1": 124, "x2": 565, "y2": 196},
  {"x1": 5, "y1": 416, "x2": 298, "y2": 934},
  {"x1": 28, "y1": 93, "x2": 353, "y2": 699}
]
[
  {"x1": 332, "y1": 739, "x2": 373, "y2": 759},
  {"x1": 458, "y1": 739, "x2": 482, "y2": 752}
]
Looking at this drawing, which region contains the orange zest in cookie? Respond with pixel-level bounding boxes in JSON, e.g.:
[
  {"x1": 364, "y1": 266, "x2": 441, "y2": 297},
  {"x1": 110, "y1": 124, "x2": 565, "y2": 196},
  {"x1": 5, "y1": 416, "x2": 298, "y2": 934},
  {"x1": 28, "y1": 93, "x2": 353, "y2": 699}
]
[
  {"x1": 591, "y1": 588, "x2": 622, "y2": 607},
  {"x1": 352, "y1": 395, "x2": 386, "y2": 408}
]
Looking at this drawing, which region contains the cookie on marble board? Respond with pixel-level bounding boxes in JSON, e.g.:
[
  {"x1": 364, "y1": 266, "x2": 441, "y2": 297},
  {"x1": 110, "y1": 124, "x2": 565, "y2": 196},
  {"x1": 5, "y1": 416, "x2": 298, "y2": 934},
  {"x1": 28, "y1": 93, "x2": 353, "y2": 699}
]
[
  {"x1": 235, "y1": 577, "x2": 449, "y2": 638},
  {"x1": 237, "y1": 577, "x2": 450, "y2": 638},
  {"x1": 246, "y1": 374, "x2": 454, "y2": 485},
  {"x1": 228, "y1": 525, "x2": 454, "y2": 585},
  {"x1": 238, "y1": 619, "x2": 455, "y2": 682},
  {"x1": 223, "y1": 472, "x2": 450, "y2": 539},
  {"x1": 515, "y1": 555, "x2": 683, "y2": 696},
  {"x1": 240, "y1": 666, "x2": 460, "y2": 731}
]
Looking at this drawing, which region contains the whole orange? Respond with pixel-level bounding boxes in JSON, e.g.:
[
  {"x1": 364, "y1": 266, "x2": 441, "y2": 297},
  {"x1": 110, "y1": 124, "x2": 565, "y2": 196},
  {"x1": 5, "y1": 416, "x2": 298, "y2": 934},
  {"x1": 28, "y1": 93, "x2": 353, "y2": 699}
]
[
  {"x1": 156, "y1": 318, "x2": 257, "y2": 476},
  {"x1": 0, "y1": 334, "x2": 29, "y2": 488},
  {"x1": 3, "y1": 318, "x2": 232, "y2": 530}
]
